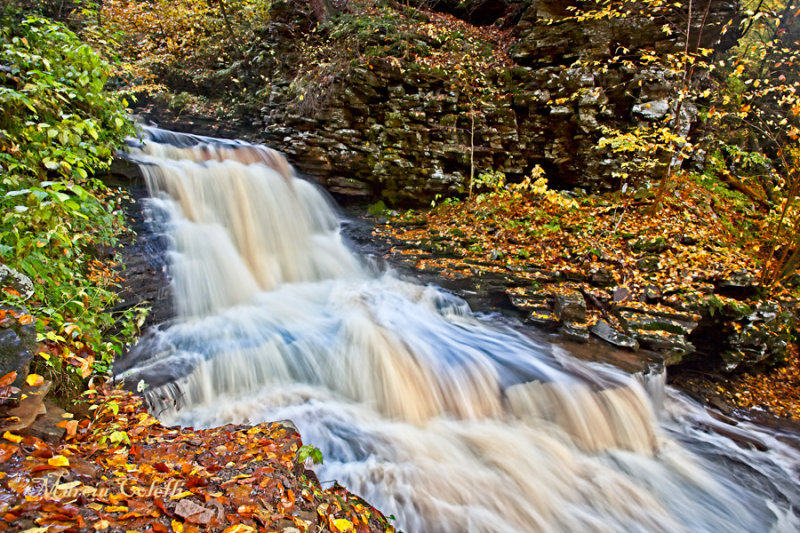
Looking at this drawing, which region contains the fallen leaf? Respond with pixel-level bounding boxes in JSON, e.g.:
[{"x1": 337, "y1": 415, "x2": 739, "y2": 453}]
[
  {"x1": 0, "y1": 443, "x2": 17, "y2": 464},
  {"x1": 56, "y1": 419, "x2": 79, "y2": 437},
  {"x1": 48, "y1": 455, "x2": 70, "y2": 467},
  {"x1": 221, "y1": 526, "x2": 256, "y2": 533},
  {"x1": 0, "y1": 371, "x2": 17, "y2": 388},
  {"x1": 3, "y1": 431, "x2": 23, "y2": 444},
  {"x1": 333, "y1": 518, "x2": 355, "y2": 532},
  {"x1": 25, "y1": 374, "x2": 44, "y2": 387}
]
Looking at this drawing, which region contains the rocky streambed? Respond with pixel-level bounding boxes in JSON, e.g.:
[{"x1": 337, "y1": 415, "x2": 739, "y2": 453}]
[{"x1": 353, "y1": 211, "x2": 798, "y2": 421}]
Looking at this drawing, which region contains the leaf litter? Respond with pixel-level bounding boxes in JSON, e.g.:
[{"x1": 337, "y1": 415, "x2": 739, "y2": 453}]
[{"x1": 0, "y1": 385, "x2": 394, "y2": 532}]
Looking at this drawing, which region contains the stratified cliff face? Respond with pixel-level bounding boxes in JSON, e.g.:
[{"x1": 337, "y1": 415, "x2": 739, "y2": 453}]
[{"x1": 241, "y1": 0, "x2": 740, "y2": 205}]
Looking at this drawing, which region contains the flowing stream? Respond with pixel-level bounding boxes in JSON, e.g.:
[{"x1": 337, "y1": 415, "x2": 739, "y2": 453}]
[{"x1": 117, "y1": 127, "x2": 800, "y2": 532}]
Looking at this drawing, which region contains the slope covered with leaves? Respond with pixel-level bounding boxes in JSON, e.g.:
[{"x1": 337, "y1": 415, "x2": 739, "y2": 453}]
[{"x1": 0, "y1": 381, "x2": 394, "y2": 532}]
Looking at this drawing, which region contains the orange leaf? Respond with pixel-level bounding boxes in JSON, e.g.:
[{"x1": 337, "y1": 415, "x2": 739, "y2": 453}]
[
  {"x1": 61, "y1": 420, "x2": 79, "y2": 437},
  {"x1": 0, "y1": 443, "x2": 17, "y2": 464},
  {"x1": 0, "y1": 371, "x2": 17, "y2": 388}
]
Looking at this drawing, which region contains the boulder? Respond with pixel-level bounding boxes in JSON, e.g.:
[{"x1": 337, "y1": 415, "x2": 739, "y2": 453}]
[
  {"x1": 552, "y1": 288, "x2": 586, "y2": 323},
  {"x1": 0, "y1": 264, "x2": 34, "y2": 301},
  {"x1": 630, "y1": 237, "x2": 669, "y2": 254},
  {"x1": 0, "y1": 315, "x2": 35, "y2": 390},
  {"x1": 720, "y1": 303, "x2": 794, "y2": 371},
  {"x1": 559, "y1": 321, "x2": 590, "y2": 343},
  {"x1": 590, "y1": 320, "x2": 639, "y2": 350}
]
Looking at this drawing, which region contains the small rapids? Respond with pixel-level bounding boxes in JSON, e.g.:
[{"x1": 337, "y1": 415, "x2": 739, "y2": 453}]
[{"x1": 117, "y1": 127, "x2": 800, "y2": 532}]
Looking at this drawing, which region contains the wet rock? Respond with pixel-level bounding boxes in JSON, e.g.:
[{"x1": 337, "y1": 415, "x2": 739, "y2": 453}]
[
  {"x1": 0, "y1": 324, "x2": 34, "y2": 390},
  {"x1": 616, "y1": 309, "x2": 697, "y2": 364},
  {"x1": 4, "y1": 381, "x2": 49, "y2": 433},
  {"x1": 327, "y1": 176, "x2": 372, "y2": 197},
  {"x1": 630, "y1": 237, "x2": 668, "y2": 253},
  {"x1": 562, "y1": 269, "x2": 587, "y2": 282},
  {"x1": 714, "y1": 269, "x2": 758, "y2": 298},
  {"x1": 613, "y1": 286, "x2": 631, "y2": 303},
  {"x1": 507, "y1": 288, "x2": 550, "y2": 312},
  {"x1": 636, "y1": 256, "x2": 661, "y2": 272},
  {"x1": 632, "y1": 330, "x2": 694, "y2": 365},
  {"x1": 109, "y1": 157, "x2": 144, "y2": 181},
  {"x1": 618, "y1": 310, "x2": 697, "y2": 336},
  {"x1": 720, "y1": 303, "x2": 793, "y2": 371},
  {"x1": 526, "y1": 308, "x2": 560, "y2": 331},
  {"x1": 552, "y1": 289, "x2": 586, "y2": 323},
  {"x1": 590, "y1": 320, "x2": 639, "y2": 350},
  {"x1": 589, "y1": 266, "x2": 615, "y2": 286},
  {"x1": 526, "y1": 266, "x2": 563, "y2": 282},
  {"x1": 632, "y1": 99, "x2": 671, "y2": 120},
  {"x1": 22, "y1": 399, "x2": 66, "y2": 444},
  {"x1": 0, "y1": 265, "x2": 34, "y2": 301},
  {"x1": 644, "y1": 285, "x2": 662, "y2": 302},
  {"x1": 559, "y1": 322, "x2": 590, "y2": 343}
]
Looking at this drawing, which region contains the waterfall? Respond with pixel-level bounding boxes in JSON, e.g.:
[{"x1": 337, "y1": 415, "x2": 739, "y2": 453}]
[{"x1": 117, "y1": 127, "x2": 800, "y2": 532}]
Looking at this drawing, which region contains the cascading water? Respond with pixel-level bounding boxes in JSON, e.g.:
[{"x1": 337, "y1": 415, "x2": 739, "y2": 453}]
[{"x1": 117, "y1": 127, "x2": 800, "y2": 532}]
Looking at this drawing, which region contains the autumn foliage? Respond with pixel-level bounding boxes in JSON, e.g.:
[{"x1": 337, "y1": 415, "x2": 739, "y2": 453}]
[{"x1": 0, "y1": 385, "x2": 394, "y2": 532}]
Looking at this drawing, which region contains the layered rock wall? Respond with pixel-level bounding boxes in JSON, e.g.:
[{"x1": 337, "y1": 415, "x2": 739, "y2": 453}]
[{"x1": 255, "y1": 0, "x2": 739, "y2": 205}]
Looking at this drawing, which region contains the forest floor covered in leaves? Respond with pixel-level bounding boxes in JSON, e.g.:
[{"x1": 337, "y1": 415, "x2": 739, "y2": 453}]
[
  {"x1": 0, "y1": 381, "x2": 394, "y2": 533},
  {"x1": 372, "y1": 172, "x2": 800, "y2": 421}
]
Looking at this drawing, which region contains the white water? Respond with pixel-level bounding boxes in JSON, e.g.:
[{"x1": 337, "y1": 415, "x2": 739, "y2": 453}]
[{"x1": 118, "y1": 127, "x2": 800, "y2": 532}]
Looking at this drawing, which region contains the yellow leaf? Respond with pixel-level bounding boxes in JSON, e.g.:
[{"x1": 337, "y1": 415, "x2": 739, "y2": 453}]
[
  {"x1": 25, "y1": 374, "x2": 44, "y2": 387},
  {"x1": 48, "y1": 455, "x2": 70, "y2": 467},
  {"x1": 171, "y1": 519, "x2": 184, "y2": 533},
  {"x1": 333, "y1": 519, "x2": 355, "y2": 532},
  {"x1": 169, "y1": 490, "x2": 194, "y2": 500},
  {"x1": 93, "y1": 520, "x2": 110, "y2": 531},
  {"x1": 105, "y1": 505, "x2": 128, "y2": 512},
  {"x1": 38, "y1": 351, "x2": 50, "y2": 361},
  {"x1": 3, "y1": 431, "x2": 23, "y2": 444},
  {"x1": 221, "y1": 526, "x2": 256, "y2": 533}
]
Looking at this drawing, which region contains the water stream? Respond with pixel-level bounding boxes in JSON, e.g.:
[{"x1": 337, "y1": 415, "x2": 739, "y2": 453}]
[{"x1": 117, "y1": 127, "x2": 800, "y2": 532}]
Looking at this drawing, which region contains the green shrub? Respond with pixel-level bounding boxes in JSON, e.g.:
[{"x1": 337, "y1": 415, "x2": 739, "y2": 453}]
[{"x1": 0, "y1": 10, "x2": 140, "y2": 396}]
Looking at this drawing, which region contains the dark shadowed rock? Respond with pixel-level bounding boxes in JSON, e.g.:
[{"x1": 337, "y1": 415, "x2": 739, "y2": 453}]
[
  {"x1": 590, "y1": 321, "x2": 639, "y2": 350},
  {"x1": 0, "y1": 310, "x2": 36, "y2": 391},
  {"x1": 552, "y1": 289, "x2": 586, "y2": 323},
  {"x1": 559, "y1": 322, "x2": 590, "y2": 343}
]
